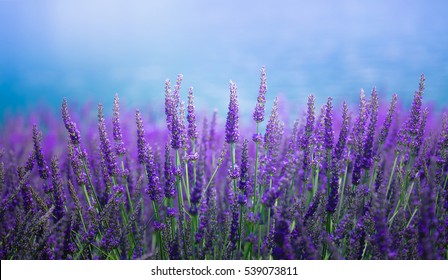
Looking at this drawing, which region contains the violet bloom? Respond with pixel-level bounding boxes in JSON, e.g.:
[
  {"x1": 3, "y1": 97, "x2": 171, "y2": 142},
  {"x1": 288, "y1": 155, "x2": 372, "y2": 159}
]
[
  {"x1": 50, "y1": 156, "x2": 66, "y2": 221},
  {"x1": 113, "y1": 94, "x2": 126, "y2": 157},
  {"x1": 361, "y1": 87, "x2": 379, "y2": 170},
  {"x1": 164, "y1": 143, "x2": 175, "y2": 199},
  {"x1": 397, "y1": 74, "x2": 425, "y2": 150},
  {"x1": 225, "y1": 81, "x2": 239, "y2": 144},
  {"x1": 412, "y1": 107, "x2": 428, "y2": 156},
  {"x1": 264, "y1": 97, "x2": 283, "y2": 153},
  {"x1": 61, "y1": 99, "x2": 81, "y2": 146},
  {"x1": 21, "y1": 181, "x2": 34, "y2": 213},
  {"x1": 164, "y1": 79, "x2": 173, "y2": 133},
  {"x1": 378, "y1": 94, "x2": 398, "y2": 145},
  {"x1": 98, "y1": 104, "x2": 118, "y2": 177},
  {"x1": 32, "y1": 125, "x2": 49, "y2": 181},
  {"x1": 145, "y1": 145, "x2": 162, "y2": 203},
  {"x1": 253, "y1": 66, "x2": 267, "y2": 123},
  {"x1": 350, "y1": 89, "x2": 368, "y2": 154},
  {"x1": 187, "y1": 87, "x2": 199, "y2": 141},
  {"x1": 326, "y1": 166, "x2": 339, "y2": 213},
  {"x1": 333, "y1": 102, "x2": 349, "y2": 162},
  {"x1": 135, "y1": 109, "x2": 147, "y2": 165},
  {"x1": 323, "y1": 97, "x2": 334, "y2": 161},
  {"x1": 238, "y1": 139, "x2": 249, "y2": 196},
  {"x1": 300, "y1": 95, "x2": 315, "y2": 181}
]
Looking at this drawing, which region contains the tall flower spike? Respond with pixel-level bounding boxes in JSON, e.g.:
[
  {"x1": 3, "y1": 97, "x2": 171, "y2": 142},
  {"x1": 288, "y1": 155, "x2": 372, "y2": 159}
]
[
  {"x1": 68, "y1": 142, "x2": 88, "y2": 186},
  {"x1": 61, "y1": 99, "x2": 81, "y2": 146},
  {"x1": 32, "y1": 125, "x2": 49, "y2": 181},
  {"x1": 264, "y1": 97, "x2": 280, "y2": 151},
  {"x1": 187, "y1": 87, "x2": 198, "y2": 141},
  {"x1": 333, "y1": 102, "x2": 349, "y2": 161},
  {"x1": 253, "y1": 66, "x2": 267, "y2": 123},
  {"x1": 300, "y1": 95, "x2": 315, "y2": 182},
  {"x1": 145, "y1": 145, "x2": 162, "y2": 203},
  {"x1": 135, "y1": 109, "x2": 147, "y2": 165},
  {"x1": 361, "y1": 87, "x2": 379, "y2": 170},
  {"x1": 398, "y1": 74, "x2": 425, "y2": 149},
  {"x1": 113, "y1": 94, "x2": 126, "y2": 157},
  {"x1": 165, "y1": 79, "x2": 173, "y2": 133},
  {"x1": 264, "y1": 97, "x2": 284, "y2": 176},
  {"x1": 164, "y1": 143, "x2": 175, "y2": 199},
  {"x1": 300, "y1": 95, "x2": 315, "y2": 149},
  {"x1": 378, "y1": 94, "x2": 398, "y2": 145},
  {"x1": 179, "y1": 101, "x2": 187, "y2": 150},
  {"x1": 50, "y1": 156, "x2": 66, "y2": 221},
  {"x1": 326, "y1": 162, "x2": 339, "y2": 213},
  {"x1": 350, "y1": 89, "x2": 368, "y2": 153},
  {"x1": 225, "y1": 81, "x2": 239, "y2": 144},
  {"x1": 98, "y1": 104, "x2": 118, "y2": 177},
  {"x1": 323, "y1": 97, "x2": 334, "y2": 154},
  {"x1": 238, "y1": 139, "x2": 249, "y2": 196}
]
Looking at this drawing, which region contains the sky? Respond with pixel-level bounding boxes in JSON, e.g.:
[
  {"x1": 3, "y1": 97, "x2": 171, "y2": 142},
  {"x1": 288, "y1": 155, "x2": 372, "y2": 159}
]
[{"x1": 1, "y1": 0, "x2": 447, "y2": 123}]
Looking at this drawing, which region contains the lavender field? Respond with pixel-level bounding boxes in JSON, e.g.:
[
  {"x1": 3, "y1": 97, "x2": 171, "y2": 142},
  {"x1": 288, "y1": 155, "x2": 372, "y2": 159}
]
[{"x1": 0, "y1": 68, "x2": 446, "y2": 260}]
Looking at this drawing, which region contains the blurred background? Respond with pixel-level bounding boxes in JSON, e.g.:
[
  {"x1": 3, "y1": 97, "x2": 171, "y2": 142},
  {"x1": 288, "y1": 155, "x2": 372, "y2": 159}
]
[{"x1": 1, "y1": 0, "x2": 447, "y2": 124}]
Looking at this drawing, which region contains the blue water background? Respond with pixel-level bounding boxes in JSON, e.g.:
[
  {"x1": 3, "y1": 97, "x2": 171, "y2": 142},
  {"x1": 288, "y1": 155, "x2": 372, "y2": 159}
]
[{"x1": 1, "y1": 0, "x2": 447, "y2": 124}]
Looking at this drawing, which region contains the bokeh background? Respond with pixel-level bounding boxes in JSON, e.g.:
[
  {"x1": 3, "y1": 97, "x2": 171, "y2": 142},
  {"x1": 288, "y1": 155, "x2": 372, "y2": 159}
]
[{"x1": 1, "y1": 0, "x2": 447, "y2": 123}]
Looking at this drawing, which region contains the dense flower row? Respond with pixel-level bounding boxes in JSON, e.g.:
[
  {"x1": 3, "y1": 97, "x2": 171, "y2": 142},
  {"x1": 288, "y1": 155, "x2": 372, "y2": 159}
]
[{"x1": 0, "y1": 69, "x2": 447, "y2": 259}]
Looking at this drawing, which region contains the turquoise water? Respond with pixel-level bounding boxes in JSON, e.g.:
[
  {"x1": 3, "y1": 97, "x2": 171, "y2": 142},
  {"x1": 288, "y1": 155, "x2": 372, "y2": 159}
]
[{"x1": 1, "y1": 0, "x2": 447, "y2": 122}]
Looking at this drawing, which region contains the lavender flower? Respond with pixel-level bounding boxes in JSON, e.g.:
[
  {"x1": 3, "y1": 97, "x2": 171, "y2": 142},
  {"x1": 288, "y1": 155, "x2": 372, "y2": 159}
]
[
  {"x1": 165, "y1": 79, "x2": 173, "y2": 133},
  {"x1": 164, "y1": 143, "x2": 175, "y2": 199},
  {"x1": 32, "y1": 125, "x2": 49, "y2": 181},
  {"x1": 187, "y1": 87, "x2": 199, "y2": 141},
  {"x1": 50, "y1": 156, "x2": 66, "y2": 221},
  {"x1": 323, "y1": 97, "x2": 334, "y2": 154},
  {"x1": 113, "y1": 94, "x2": 126, "y2": 157},
  {"x1": 333, "y1": 102, "x2": 349, "y2": 161},
  {"x1": 238, "y1": 139, "x2": 249, "y2": 196},
  {"x1": 135, "y1": 109, "x2": 147, "y2": 164},
  {"x1": 145, "y1": 146, "x2": 162, "y2": 203},
  {"x1": 98, "y1": 104, "x2": 118, "y2": 177},
  {"x1": 225, "y1": 81, "x2": 239, "y2": 144},
  {"x1": 253, "y1": 66, "x2": 267, "y2": 123},
  {"x1": 378, "y1": 94, "x2": 398, "y2": 145},
  {"x1": 361, "y1": 87, "x2": 379, "y2": 170},
  {"x1": 61, "y1": 99, "x2": 81, "y2": 146}
]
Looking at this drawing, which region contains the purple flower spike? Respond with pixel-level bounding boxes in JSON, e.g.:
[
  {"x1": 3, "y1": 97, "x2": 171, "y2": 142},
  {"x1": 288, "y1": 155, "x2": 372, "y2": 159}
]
[
  {"x1": 145, "y1": 145, "x2": 162, "y2": 203},
  {"x1": 50, "y1": 156, "x2": 66, "y2": 221},
  {"x1": 225, "y1": 81, "x2": 239, "y2": 144},
  {"x1": 324, "y1": 97, "x2": 334, "y2": 154},
  {"x1": 398, "y1": 74, "x2": 425, "y2": 150},
  {"x1": 238, "y1": 139, "x2": 249, "y2": 195},
  {"x1": 98, "y1": 104, "x2": 118, "y2": 177},
  {"x1": 68, "y1": 143, "x2": 88, "y2": 186},
  {"x1": 187, "y1": 87, "x2": 198, "y2": 140},
  {"x1": 113, "y1": 94, "x2": 126, "y2": 157},
  {"x1": 32, "y1": 125, "x2": 49, "y2": 181},
  {"x1": 164, "y1": 143, "x2": 175, "y2": 199},
  {"x1": 378, "y1": 94, "x2": 398, "y2": 145},
  {"x1": 333, "y1": 102, "x2": 349, "y2": 161},
  {"x1": 326, "y1": 168, "x2": 339, "y2": 213},
  {"x1": 361, "y1": 87, "x2": 379, "y2": 170},
  {"x1": 165, "y1": 79, "x2": 173, "y2": 133},
  {"x1": 61, "y1": 99, "x2": 81, "y2": 146},
  {"x1": 253, "y1": 66, "x2": 267, "y2": 123},
  {"x1": 135, "y1": 109, "x2": 147, "y2": 165}
]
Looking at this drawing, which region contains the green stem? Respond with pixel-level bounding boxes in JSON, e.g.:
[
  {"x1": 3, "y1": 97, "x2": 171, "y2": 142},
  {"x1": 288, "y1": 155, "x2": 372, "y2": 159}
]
[{"x1": 386, "y1": 153, "x2": 399, "y2": 196}]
